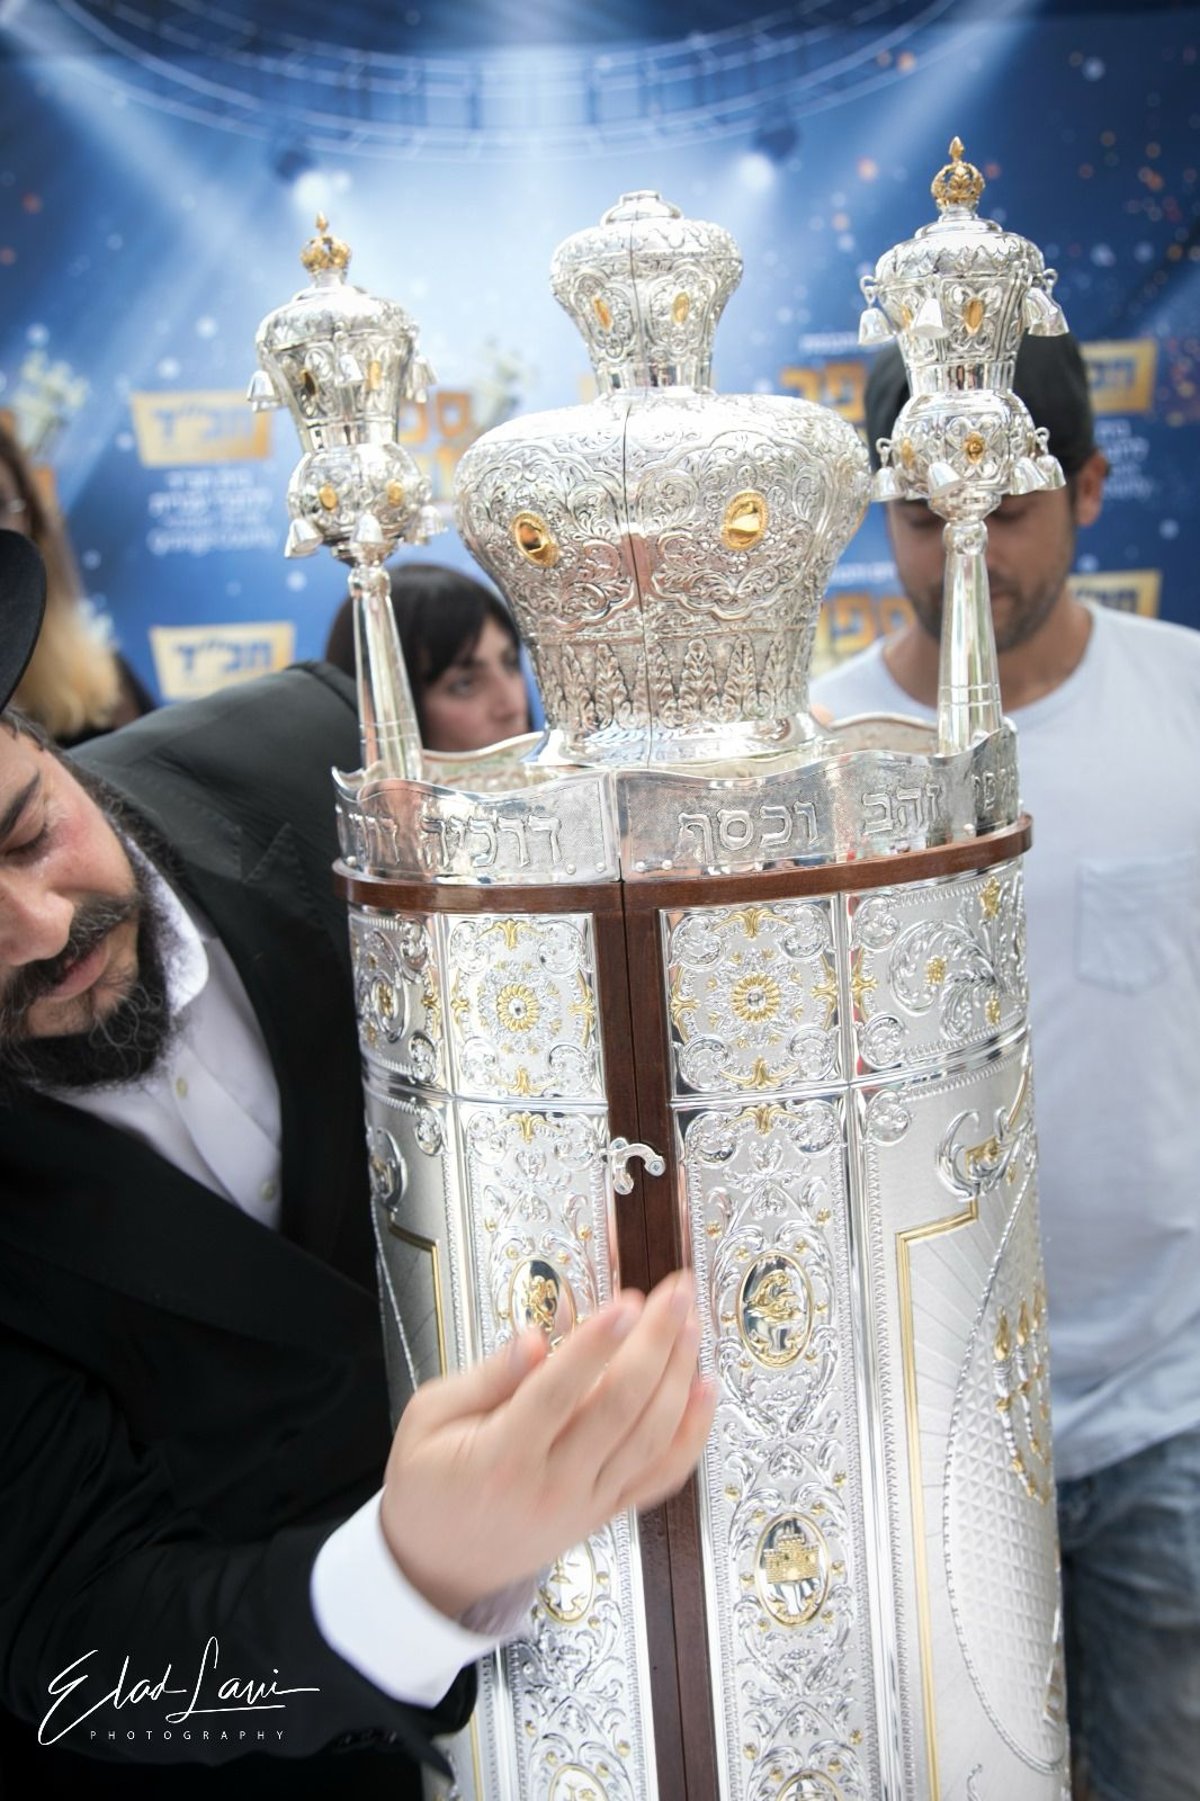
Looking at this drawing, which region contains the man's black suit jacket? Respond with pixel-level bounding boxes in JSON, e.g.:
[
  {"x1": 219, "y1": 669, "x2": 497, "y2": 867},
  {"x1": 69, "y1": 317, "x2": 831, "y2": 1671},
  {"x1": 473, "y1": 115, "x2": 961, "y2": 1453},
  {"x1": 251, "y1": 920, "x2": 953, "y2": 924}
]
[{"x1": 0, "y1": 666, "x2": 472, "y2": 1797}]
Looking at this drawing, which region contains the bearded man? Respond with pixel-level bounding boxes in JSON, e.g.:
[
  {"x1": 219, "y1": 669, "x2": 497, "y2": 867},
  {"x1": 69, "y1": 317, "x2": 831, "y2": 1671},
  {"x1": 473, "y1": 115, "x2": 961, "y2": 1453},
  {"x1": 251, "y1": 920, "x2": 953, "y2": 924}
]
[{"x1": 0, "y1": 532, "x2": 713, "y2": 1798}]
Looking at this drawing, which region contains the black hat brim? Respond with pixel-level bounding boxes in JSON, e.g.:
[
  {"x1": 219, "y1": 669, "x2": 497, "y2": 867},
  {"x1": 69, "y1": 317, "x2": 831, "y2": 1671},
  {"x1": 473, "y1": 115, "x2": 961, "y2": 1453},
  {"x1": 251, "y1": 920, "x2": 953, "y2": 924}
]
[{"x1": 0, "y1": 533, "x2": 48, "y2": 712}]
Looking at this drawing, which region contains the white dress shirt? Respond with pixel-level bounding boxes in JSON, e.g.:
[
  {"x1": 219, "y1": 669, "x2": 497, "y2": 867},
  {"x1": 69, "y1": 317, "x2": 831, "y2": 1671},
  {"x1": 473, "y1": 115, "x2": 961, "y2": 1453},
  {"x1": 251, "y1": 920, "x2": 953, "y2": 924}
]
[{"x1": 52, "y1": 864, "x2": 511, "y2": 1707}]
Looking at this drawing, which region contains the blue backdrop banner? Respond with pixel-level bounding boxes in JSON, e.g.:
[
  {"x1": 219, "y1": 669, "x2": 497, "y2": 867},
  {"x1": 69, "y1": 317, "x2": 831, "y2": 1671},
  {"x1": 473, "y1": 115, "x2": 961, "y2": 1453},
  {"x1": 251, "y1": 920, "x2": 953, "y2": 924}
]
[{"x1": 1, "y1": 0, "x2": 1196, "y2": 700}]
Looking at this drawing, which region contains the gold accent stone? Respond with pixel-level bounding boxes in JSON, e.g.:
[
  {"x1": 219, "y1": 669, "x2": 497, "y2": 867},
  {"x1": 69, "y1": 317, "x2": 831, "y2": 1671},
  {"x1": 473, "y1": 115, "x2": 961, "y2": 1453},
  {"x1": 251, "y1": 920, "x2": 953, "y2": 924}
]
[
  {"x1": 731, "y1": 971, "x2": 782, "y2": 1023},
  {"x1": 367, "y1": 358, "x2": 383, "y2": 391},
  {"x1": 963, "y1": 295, "x2": 986, "y2": 333},
  {"x1": 511, "y1": 510, "x2": 560, "y2": 568},
  {"x1": 511, "y1": 1258, "x2": 576, "y2": 1344},
  {"x1": 593, "y1": 295, "x2": 613, "y2": 330},
  {"x1": 738, "y1": 1252, "x2": 812, "y2": 1369},
  {"x1": 672, "y1": 291, "x2": 691, "y2": 323},
  {"x1": 318, "y1": 483, "x2": 338, "y2": 511},
  {"x1": 722, "y1": 490, "x2": 768, "y2": 551},
  {"x1": 755, "y1": 1513, "x2": 829, "y2": 1627},
  {"x1": 386, "y1": 479, "x2": 406, "y2": 506},
  {"x1": 964, "y1": 431, "x2": 987, "y2": 465},
  {"x1": 495, "y1": 981, "x2": 541, "y2": 1033}
]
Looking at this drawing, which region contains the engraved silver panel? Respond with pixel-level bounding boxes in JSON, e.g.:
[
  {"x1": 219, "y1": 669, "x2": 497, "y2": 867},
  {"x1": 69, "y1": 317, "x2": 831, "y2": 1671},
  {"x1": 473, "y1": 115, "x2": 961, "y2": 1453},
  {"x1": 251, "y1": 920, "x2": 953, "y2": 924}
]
[
  {"x1": 616, "y1": 727, "x2": 1019, "y2": 875},
  {"x1": 673, "y1": 867, "x2": 1066, "y2": 1801},
  {"x1": 350, "y1": 911, "x2": 445, "y2": 1089},
  {"x1": 663, "y1": 899, "x2": 841, "y2": 1097},
  {"x1": 336, "y1": 767, "x2": 620, "y2": 885},
  {"x1": 853, "y1": 1034, "x2": 1066, "y2": 1801},
  {"x1": 358, "y1": 905, "x2": 657, "y2": 1801},
  {"x1": 848, "y1": 863, "x2": 1027, "y2": 1076},
  {"x1": 684, "y1": 1096, "x2": 879, "y2": 1801},
  {"x1": 445, "y1": 914, "x2": 603, "y2": 1102},
  {"x1": 335, "y1": 724, "x2": 1021, "y2": 886}
]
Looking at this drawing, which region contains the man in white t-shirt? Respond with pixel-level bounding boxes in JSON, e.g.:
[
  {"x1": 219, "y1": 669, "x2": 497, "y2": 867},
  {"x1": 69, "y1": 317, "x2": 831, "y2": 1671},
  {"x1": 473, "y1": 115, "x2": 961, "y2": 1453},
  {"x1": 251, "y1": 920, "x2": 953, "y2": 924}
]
[{"x1": 814, "y1": 336, "x2": 1200, "y2": 1801}]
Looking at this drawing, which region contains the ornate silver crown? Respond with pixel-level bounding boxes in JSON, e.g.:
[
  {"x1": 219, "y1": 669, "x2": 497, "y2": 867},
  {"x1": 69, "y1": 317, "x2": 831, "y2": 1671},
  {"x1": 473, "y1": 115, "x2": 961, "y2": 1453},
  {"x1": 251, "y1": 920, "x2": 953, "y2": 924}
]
[
  {"x1": 859, "y1": 139, "x2": 1069, "y2": 514},
  {"x1": 249, "y1": 215, "x2": 440, "y2": 563},
  {"x1": 455, "y1": 191, "x2": 870, "y2": 769},
  {"x1": 550, "y1": 189, "x2": 743, "y2": 392}
]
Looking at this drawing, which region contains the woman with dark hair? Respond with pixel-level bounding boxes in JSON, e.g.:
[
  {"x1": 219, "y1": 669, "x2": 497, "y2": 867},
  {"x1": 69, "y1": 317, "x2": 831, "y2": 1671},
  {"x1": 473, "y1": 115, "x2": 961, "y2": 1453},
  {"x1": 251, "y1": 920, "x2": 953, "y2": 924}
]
[
  {"x1": 0, "y1": 417, "x2": 153, "y2": 747},
  {"x1": 324, "y1": 561, "x2": 531, "y2": 752}
]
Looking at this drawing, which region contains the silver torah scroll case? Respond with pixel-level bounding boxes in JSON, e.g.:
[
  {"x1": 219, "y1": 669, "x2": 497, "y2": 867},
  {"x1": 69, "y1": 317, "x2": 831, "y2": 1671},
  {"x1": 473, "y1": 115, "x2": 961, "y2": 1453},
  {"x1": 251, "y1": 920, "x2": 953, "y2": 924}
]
[{"x1": 254, "y1": 140, "x2": 1069, "y2": 1801}]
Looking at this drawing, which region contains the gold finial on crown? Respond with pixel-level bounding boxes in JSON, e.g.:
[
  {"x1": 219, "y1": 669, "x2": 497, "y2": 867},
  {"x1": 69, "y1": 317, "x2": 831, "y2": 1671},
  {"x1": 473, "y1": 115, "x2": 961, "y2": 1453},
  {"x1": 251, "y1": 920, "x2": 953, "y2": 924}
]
[
  {"x1": 931, "y1": 137, "x2": 985, "y2": 212},
  {"x1": 300, "y1": 213, "x2": 352, "y2": 275}
]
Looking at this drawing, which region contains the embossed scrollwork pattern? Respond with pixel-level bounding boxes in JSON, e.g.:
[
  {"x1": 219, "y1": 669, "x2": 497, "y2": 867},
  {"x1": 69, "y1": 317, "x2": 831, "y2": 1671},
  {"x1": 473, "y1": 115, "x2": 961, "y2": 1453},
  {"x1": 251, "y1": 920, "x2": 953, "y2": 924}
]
[
  {"x1": 941, "y1": 1054, "x2": 1066, "y2": 1773},
  {"x1": 350, "y1": 913, "x2": 442, "y2": 1085},
  {"x1": 666, "y1": 900, "x2": 840, "y2": 1095},
  {"x1": 455, "y1": 198, "x2": 868, "y2": 763},
  {"x1": 685, "y1": 1098, "x2": 874, "y2": 1797},
  {"x1": 447, "y1": 915, "x2": 601, "y2": 1100},
  {"x1": 850, "y1": 865, "x2": 1027, "y2": 1071},
  {"x1": 459, "y1": 1096, "x2": 650, "y2": 1799}
]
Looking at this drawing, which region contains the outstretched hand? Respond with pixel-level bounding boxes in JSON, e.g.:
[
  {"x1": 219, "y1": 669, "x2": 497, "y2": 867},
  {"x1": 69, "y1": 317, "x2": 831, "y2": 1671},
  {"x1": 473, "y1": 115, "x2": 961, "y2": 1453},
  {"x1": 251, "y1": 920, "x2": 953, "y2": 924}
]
[{"x1": 379, "y1": 1271, "x2": 715, "y2": 1620}]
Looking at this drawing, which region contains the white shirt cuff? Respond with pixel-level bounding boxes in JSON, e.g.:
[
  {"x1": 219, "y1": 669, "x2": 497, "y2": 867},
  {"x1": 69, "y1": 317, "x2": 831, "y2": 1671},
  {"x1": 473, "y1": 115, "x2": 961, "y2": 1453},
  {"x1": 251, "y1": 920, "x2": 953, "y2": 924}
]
[{"x1": 309, "y1": 1491, "x2": 531, "y2": 1708}]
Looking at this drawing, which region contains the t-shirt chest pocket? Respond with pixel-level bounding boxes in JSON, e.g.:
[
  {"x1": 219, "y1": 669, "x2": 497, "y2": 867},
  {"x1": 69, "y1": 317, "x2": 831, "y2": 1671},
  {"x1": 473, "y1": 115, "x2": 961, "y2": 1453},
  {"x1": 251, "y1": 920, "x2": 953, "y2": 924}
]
[{"x1": 1075, "y1": 850, "x2": 1200, "y2": 993}]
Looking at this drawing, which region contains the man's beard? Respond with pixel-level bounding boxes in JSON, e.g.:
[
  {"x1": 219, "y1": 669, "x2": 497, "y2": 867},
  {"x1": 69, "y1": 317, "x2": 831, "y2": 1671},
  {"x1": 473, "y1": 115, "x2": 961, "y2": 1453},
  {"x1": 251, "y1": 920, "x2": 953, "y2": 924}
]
[
  {"x1": 0, "y1": 790, "x2": 180, "y2": 1095},
  {"x1": 913, "y1": 575, "x2": 1065, "y2": 655},
  {"x1": 909, "y1": 523, "x2": 1077, "y2": 657}
]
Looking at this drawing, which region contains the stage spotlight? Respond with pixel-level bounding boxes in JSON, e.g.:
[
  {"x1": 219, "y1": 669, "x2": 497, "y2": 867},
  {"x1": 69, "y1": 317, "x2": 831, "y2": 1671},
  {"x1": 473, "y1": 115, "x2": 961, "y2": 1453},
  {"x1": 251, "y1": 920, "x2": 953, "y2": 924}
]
[
  {"x1": 738, "y1": 151, "x2": 777, "y2": 193},
  {"x1": 753, "y1": 114, "x2": 800, "y2": 165},
  {"x1": 271, "y1": 144, "x2": 313, "y2": 186}
]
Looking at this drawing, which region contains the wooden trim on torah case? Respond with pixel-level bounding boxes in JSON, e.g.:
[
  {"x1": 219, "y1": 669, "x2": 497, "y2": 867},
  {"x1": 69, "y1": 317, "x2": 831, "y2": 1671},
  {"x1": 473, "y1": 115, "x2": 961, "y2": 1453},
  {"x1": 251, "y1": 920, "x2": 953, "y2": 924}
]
[
  {"x1": 332, "y1": 813, "x2": 1032, "y2": 1799},
  {"x1": 333, "y1": 817, "x2": 1032, "y2": 917}
]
